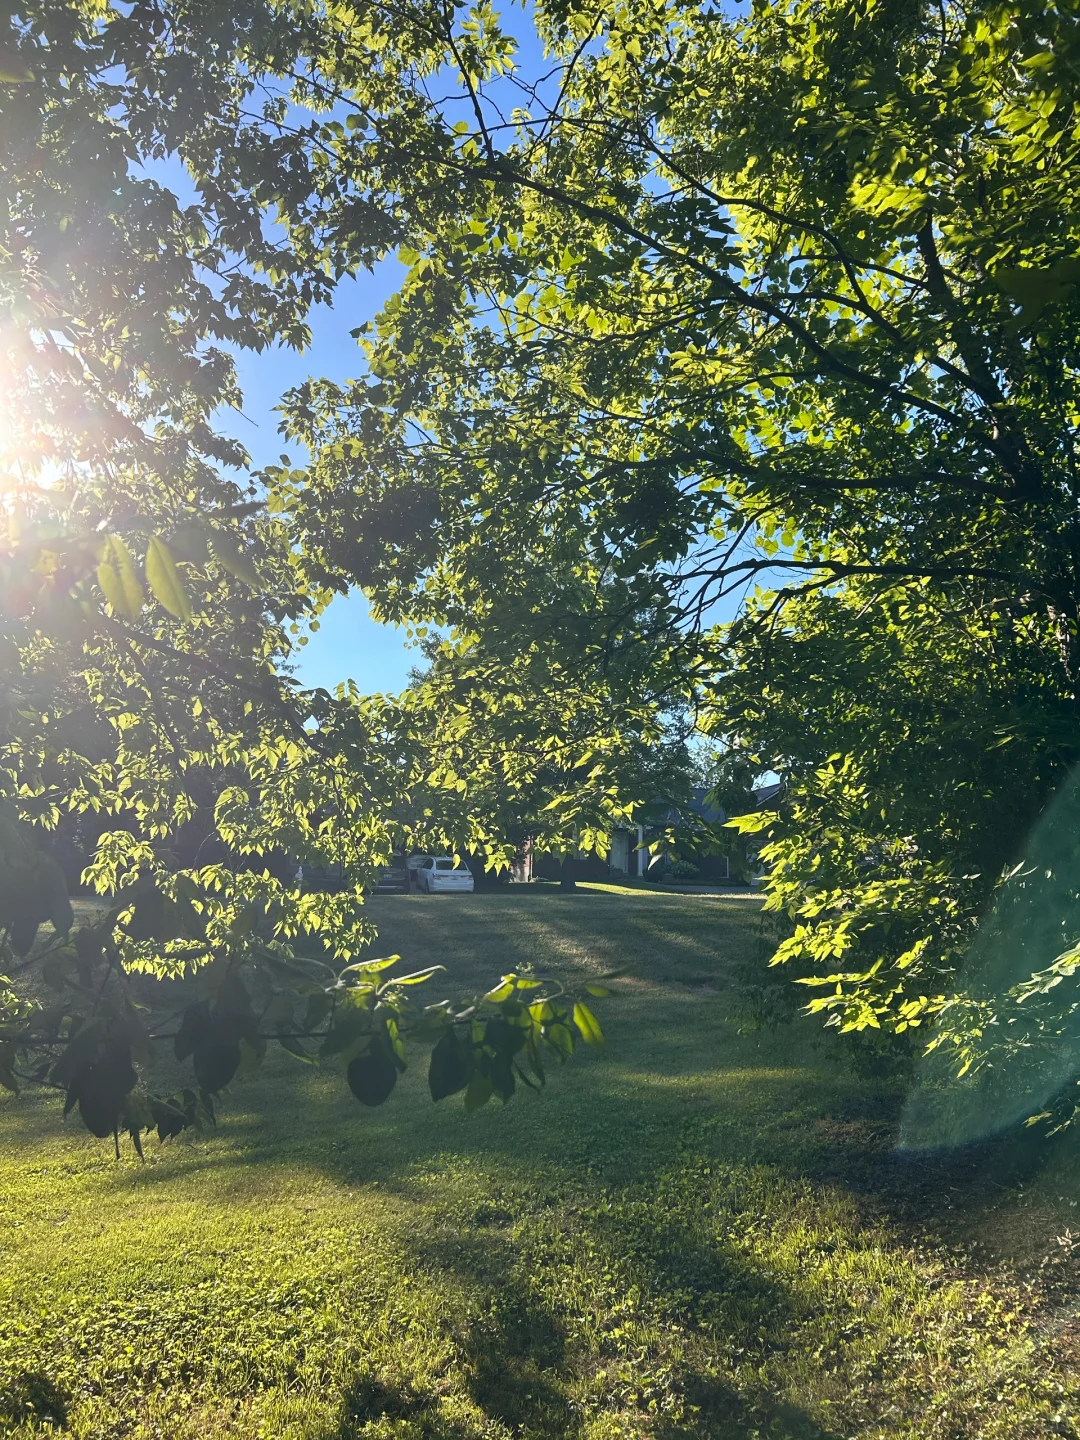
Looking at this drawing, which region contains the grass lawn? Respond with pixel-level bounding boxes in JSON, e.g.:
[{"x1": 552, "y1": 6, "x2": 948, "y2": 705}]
[{"x1": 3, "y1": 884, "x2": 1080, "y2": 1438}]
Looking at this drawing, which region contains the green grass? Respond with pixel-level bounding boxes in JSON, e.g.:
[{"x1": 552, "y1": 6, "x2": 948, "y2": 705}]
[{"x1": 3, "y1": 886, "x2": 1080, "y2": 1438}]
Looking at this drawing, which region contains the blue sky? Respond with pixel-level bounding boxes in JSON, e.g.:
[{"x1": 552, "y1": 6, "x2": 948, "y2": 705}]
[
  {"x1": 142, "y1": 140, "x2": 421, "y2": 695},
  {"x1": 222, "y1": 263, "x2": 419, "y2": 695}
]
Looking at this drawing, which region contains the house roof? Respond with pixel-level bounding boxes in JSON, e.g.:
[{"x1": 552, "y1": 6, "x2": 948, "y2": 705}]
[{"x1": 635, "y1": 786, "x2": 726, "y2": 829}]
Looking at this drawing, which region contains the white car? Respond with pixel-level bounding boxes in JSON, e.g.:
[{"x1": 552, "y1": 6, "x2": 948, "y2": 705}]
[{"x1": 414, "y1": 856, "x2": 475, "y2": 893}]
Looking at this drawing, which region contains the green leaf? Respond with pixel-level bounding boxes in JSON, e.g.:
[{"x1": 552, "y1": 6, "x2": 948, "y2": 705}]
[
  {"x1": 145, "y1": 536, "x2": 192, "y2": 620},
  {"x1": 341, "y1": 956, "x2": 400, "y2": 976},
  {"x1": 573, "y1": 1001, "x2": 605, "y2": 1048},
  {"x1": 278, "y1": 1034, "x2": 315, "y2": 1064},
  {"x1": 97, "y1": 535, "x2": 144, "y2": 620},
  {"x1": 483, "y1": 978, "x2": 517, "y2": 1004},
  {"x1": 463, "y1": 1070, "x2": 493, "y2": 1111},
  {"x1": 524, "y1": 1031, "x2": 546, "y2": 1085},
  {"x1": 210, "y1": 532, "x2": 263, "y2": 590},
  {"x1": 236, "y1": 1035, "x2": 267, "y2": 1077},
  {"x1": 545, "y1": 1021, "x2": 574, "y2": 1059},
  {"x1": 385, "y1": 965, "x2": 445, "y2": 986}
]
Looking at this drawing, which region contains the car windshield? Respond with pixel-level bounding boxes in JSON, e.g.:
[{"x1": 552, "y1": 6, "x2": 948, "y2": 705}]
[{"x1": 434, "y1": 859, "x2": 459, "y2": 871}]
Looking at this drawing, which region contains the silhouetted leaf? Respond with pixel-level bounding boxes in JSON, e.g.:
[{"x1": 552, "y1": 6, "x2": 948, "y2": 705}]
[
  {"x1": 429, "y1": 1027, "x2": 473, "y2": 1101},
  {"x1": 125, "y1": 886, "x2": 171, "y2": 942},
  {"x1": 215, "y1": 970, "x2": 259, "y2": 1046},
  {"x1": 193, "y1": 1022, "x2": 242, "y2": 1093},
  {"x1": 347, "y1": 1044, "x2": 398, "y2": 1106},
  {"x1": 0, "y1": 45, "x2": 34, "y2": 82},
  {"x1": 151, "y1": 1097, "x2": 188, "y2": 1143},
  {"x1": 175, "y1": 1002, "x2": 211, "y2": 1062},
  {"x1": 9, "y1": 914, "x2": 38, "y2": 956},
  {"x1": 38, "y1": 855, "x2": 73, "y2": 935},
  {"x1": 168, "y1": 523, "x2": 210, "y2": 564},
  {"x1": 76, "y1": 1044, "x2": 136, "y2": 1138}
]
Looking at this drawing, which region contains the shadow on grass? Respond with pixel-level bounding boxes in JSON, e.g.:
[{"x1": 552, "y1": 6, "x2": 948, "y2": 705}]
[
  {"x1": 362, "y1": 889, "x2": 766, "y2": 990},
  {"x1": 387, "y1": 1183, "x2": 844, "y2": 1440},
  {"x1": 83, "y1": 1021, "x2": 1076, "y2": 1243},
  {"x1": 6, "y1": 893, "x2": 1074, "y2": 1440},
  {"x1": 315, "y1": 1229, "x2": 844, "y2": 1440},
  {"x1": 326, "y1": 1375, "x2": 476, "y2": 1440},
  {"x1": 322, "y1": 1372, "x2": 843, "y2": 1440},
  {"x1": 0, "y1": 1370, "x2": 69, "y2": 1431}
]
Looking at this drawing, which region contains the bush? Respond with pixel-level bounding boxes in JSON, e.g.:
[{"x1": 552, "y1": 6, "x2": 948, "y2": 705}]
[{"x1": 668, "y1": 859, "x2": 701, "y2": 881}]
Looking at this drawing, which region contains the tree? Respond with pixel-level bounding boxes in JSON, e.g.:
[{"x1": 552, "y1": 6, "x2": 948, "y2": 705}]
[
  {"x1": 399, "y1": 601, "x2": 707, "y2": 885},
  {"x1": 0, "y1": 0, "x2": 633, "y2": 1147},
  {"x1": 270, "y1": 0, "x2": 1080, "y2": 1086}
]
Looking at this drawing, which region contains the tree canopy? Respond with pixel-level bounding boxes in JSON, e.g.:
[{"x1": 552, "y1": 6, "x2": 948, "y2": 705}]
[
  {"x1": 6, "y1": 0, "x2": 1080, "y2": 1146},
  {"x1": 279, "y1": 0, "x2": 1080, "y2": 1097}
]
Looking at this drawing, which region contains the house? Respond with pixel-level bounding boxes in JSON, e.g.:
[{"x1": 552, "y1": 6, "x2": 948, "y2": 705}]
[{"x1": 527, "y1": 787, "x2": 738, "y2": 885}]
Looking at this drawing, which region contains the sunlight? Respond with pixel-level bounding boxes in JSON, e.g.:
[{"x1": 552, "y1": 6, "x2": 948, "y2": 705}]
[{"x1": 0, "y1": 381, "x2": 66, "y2": 502}]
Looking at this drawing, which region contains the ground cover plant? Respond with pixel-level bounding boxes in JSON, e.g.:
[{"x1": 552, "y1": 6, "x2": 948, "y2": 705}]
[{"x1": 3, "y1": 887, "x2": 1080, "y2": 1440}]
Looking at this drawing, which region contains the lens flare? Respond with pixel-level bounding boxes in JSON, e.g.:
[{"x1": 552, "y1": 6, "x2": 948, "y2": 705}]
[{"x1": 901, "y1": 767, "x2": 1080, "y2": 1150}]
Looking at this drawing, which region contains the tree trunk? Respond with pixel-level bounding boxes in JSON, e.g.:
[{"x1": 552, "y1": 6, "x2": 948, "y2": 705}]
[{"x1": 559, "y1": 859, "x2": 577, "y2": 892}]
